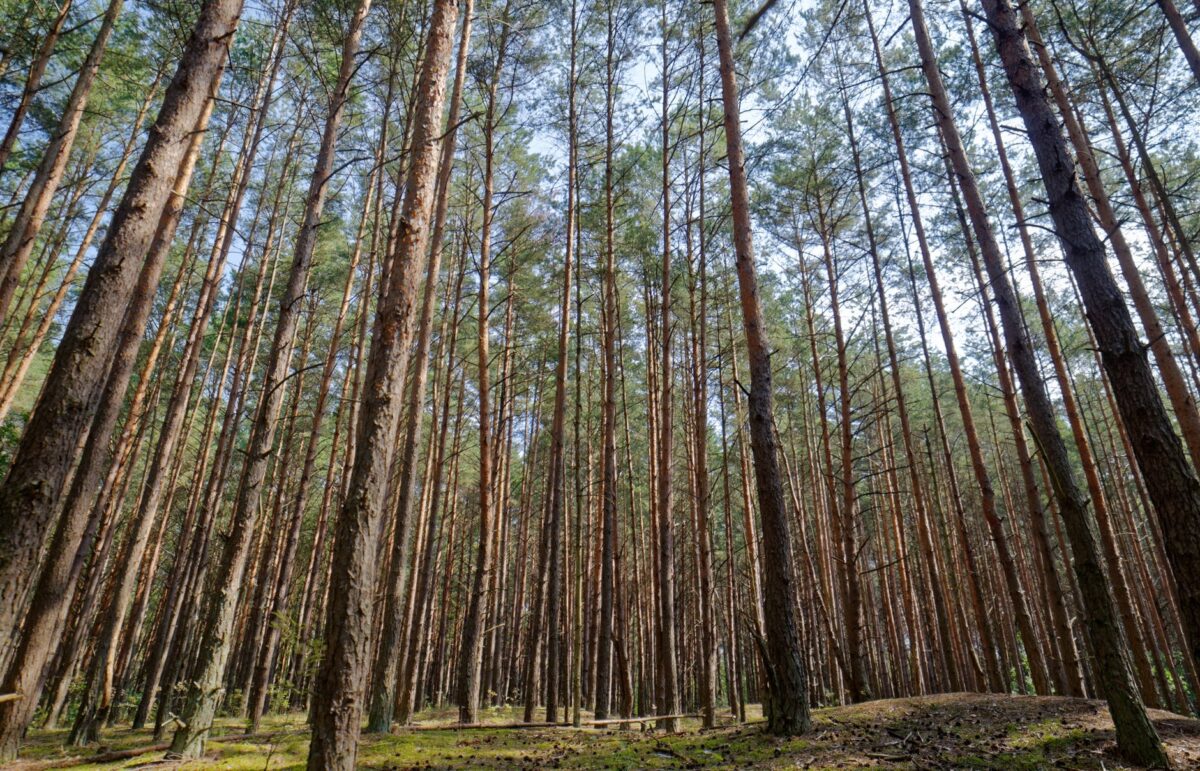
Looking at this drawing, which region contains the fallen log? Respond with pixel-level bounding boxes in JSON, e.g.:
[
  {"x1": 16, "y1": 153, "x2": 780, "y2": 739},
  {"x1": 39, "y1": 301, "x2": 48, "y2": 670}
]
[
  {"x1": 586, "y1": 713, "x2": 697, "y2": 727},
  {"x1": 409, "y1": 721, "x2": 567, "y2": 731}
]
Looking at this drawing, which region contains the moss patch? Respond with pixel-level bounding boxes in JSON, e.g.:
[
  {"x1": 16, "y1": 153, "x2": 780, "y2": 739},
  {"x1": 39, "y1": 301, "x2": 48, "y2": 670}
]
[{"x1": 15, "y1": 693, "x2": 1200, "y2": 769}]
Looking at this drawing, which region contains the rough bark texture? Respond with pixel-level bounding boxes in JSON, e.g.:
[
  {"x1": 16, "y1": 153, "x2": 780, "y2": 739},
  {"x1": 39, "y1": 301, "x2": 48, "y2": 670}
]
[
  {"x1": 66, "y1": 88, "x2": 221, "y2": 747},
  {"x1": 0, "y1": 0, "x2": 244, "y2": 681},
  {"x1": 169, "y1": 0, "x2": 369, "y2": 757},
  {"x1": 982, "y1": 0, "x2": 1198, "y2": 759},
  {"x1": 713, "y1": 0, "x2": 810, "y2": 736},
  {"x1": 367, "y1": 0, "x2": 473, "y2": 733},
  {"x1": 0, "y1": 81, "x2": 215, "y2": 761},
  {"x1": 593, "y1": 1, "x2": 619, "y2": 723},
  {"x1": 305, "y1": 0, "x2": 459, "y2": 766}
]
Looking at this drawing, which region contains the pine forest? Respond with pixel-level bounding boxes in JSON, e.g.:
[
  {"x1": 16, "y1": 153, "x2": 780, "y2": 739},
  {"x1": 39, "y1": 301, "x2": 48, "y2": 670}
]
[{"x1": 2, "y1": 0, "x2": 1200, "y2": 767}]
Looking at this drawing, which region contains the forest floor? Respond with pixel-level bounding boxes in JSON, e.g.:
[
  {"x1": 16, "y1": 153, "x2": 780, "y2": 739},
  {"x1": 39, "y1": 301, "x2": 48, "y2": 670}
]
[{"x1": 13, "y1": 693, "x2": 1200, "y2": 769}]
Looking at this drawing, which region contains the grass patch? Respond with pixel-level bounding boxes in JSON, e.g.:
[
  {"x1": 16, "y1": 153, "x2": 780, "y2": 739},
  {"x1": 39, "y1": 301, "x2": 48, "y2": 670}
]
[{"x1": 16, "y1": 693, "x2": 1200, "y2": 769}]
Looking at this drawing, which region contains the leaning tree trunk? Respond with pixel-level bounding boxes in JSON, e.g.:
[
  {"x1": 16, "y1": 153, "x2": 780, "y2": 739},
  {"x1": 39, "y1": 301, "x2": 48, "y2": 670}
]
[
  {"x1": 66, "y1": 87, "x2": 224, "y2": 747},
  {"x1": 0, "y1": 0, "x2": 244, "y2": 698},
  {"x1": 367, "y1": 0, "x2": 473, "y2": 732},
  {"x1": 956, "y1": 3, "x2": 1085, "y2": 696},
  {"x1": 305, "y1": 1, "x2": 459, "y2": 767},
  {"x1": 168, "y1": 0, "x2": 370, "y2": 757},
  {"x1": 1157, "y1": 0, "x2": 1200, "y2": 86},
  {"x1": 917, "y1": 1, "x2": 1168, "y2": 762},
  {"x1": 71, "y1": 10, "x2": 292, "y2": 733},
  {"x1": 0, "y1": 0, "x2": 73, "y2": 180},
  {"x1": 0, "y1": 0, "x2": 123, "y2": 323},
  {"x1": 0, "y1": 70, "x2": 160, "y2": 425},
  {"x1": 0, "y1": 82, "x2": 217, "y2": 757},
  {"x1": 712, "y1": 0, "x2": 810, "y2": 736},
  {"x1": 396, "y1": 247, "x2": 468, "y2": 725},
  {"x1": 983, "y1": 0, "x2": 1200, "y2": 696},
  {"x1": 855, "y1": 10, "x2": 963, "y2": 688}
]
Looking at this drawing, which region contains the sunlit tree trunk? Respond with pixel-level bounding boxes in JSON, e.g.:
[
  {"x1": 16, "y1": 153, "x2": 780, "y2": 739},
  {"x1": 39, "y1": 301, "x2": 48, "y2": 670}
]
[
  {"x1": 0, "y1": 0, "x2": 73, "y2": 179},
  {"x1": 0, "y1": 0, "x2": 123, "y2": 323},
  {"x1": 0, "y1": 7, "x2": 245, "y2": 742},
  {"x1": 169, "y1": 0, "x2": 371, "y2": 756}
]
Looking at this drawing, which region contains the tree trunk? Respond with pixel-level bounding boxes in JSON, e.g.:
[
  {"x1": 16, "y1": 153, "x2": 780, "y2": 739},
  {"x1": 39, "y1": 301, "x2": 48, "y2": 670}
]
[
  {"x1": 1158, "y1": 0, "x2": 1200, "y2": 85},
  {"x1": 368, "y1": 1, "x2": 473, "y2": 732},
  {"x1": 712, "y1": 0, "x2": 810, "y2": 736},
  {"x1": 957, "y1": 3, "x2": 1084, "y2": 696},
  {"x1": 169, "y1": 0, "x2": 370, "y2": 756},
  {"x1": 456, "y1": 0, "x2": 513, "y2": 726},
  {"x1": 687, "y1": 65, "x2": 717, "y2": 728},
  {"x1": 305, "y1": 0, "x2": 459, "y2": 765},
  {"x1": 0, "y1": 0, "x2": 123, "y2": 323},
  {"x1": 0, "y1": 0, "x2": 73, "y2": 179},
  {"x1": 523, "y1": 0, "x2": 576, "y2": 726},
  {"x1": 0, "y1": 0, "x2": 244, "y2": 698},
  {"x1": 986, "y1": 0, "x2": 1200, "y2": 697},
  {"x1": 974, "y1": 1, "x2": 1178, "y2": 763},
  {"x1": 654, "y1": 0, "x2": 681, "y2": 731},
  {"x1": 593, "y1": 1, "x2": 620, "y2": 723},
  {"x1": 0, "y1": 70, "x2": 160, "y2": 424},
  {"x1": 247, "y1": 103, "x2": 372, "y2": 733},
  {"x1": 65, "y1": 87, "x2": 224, "y2": 747}
]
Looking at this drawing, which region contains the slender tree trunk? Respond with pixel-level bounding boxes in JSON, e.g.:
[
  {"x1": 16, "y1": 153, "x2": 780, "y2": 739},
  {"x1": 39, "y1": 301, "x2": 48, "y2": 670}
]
[
  {"x1": 0, "y1": 0, "x2": 123, "y2": 323},
  {"x1": 1158, "y1": 0, "x2": 1200, "y2": 85},
  {"x1": 247, "y1": 111, "x2": 372, "y2": 733},
  {"x1": 169, "y1": 1, "x2": 369, "y2": 756},
  {"x1": 936, "y1": 139, "x2": 1059, "y2": 698},
  {"x1": 654, "y1": 0, "x2": 681, "y2": 731},
  {"x1": 572, "y1": 197, "x2": 587, "y2": 728},
  {"x1": 523, "y1": 0, "x2": 576, "y2": 726},
  {"x1": 593, "y1": 1, "x2": 620, "y2": 723},
  {"x1": 0, "y1": 0, "x2": 73, "y2": 179},
  {"x1": 456, "y1": 2, "x2": 513, "y2": 725},
  {"x1": 398, "y1": 242, "x2": 468, "y2": 725},
  {"x1": 0, "y1": 0, "x2": 244, "y2": 698},
  {"x1": 368, "y1": 2, "x2": 473, "y2": 732},
  {"x1": 712, "y1": 0, "x2": 809, "y2": 735},
  {"x1": 65, "y1": 87, "x2": 225, "y2": 747},
  {"x1": 306, "y1": 1, "x2": 459, "y2": 765},
  {"x1": 985, "y1": 0, "x2": 1200, "y2": 694},
  {"x1": 856, "y1": 14, "x2": 962, "y2": 690},
  {"x1": 957, "y1": 3, "x2": 1084, "y2": 696},
  {"x1": 687, "y1": 78, "x2": 717, "y2": 729}
]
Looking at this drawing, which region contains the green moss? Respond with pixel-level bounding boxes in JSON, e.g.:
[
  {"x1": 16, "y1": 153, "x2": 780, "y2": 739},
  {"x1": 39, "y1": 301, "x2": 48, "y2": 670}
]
[{"x1": 18, "y1": 694, "x2": 1188, "y2": 769}]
